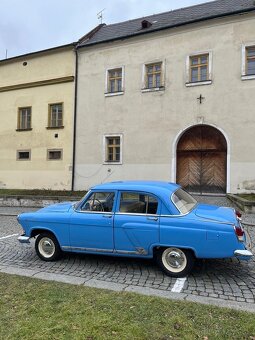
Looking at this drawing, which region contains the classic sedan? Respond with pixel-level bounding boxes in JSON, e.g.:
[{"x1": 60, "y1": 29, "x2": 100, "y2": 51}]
[{"x1": 17, "y1": 181, "x2": 253, "y2": 277}]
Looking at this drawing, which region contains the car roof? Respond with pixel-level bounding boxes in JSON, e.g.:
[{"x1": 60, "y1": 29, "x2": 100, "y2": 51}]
[{"x1": 91, "y1": 180, "x2": 180, "y2": 194}]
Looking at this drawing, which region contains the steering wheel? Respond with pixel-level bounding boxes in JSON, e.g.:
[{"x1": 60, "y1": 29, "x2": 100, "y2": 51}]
[{"x1": 91, "y1": 199, "x2": 104, "y2": 212}]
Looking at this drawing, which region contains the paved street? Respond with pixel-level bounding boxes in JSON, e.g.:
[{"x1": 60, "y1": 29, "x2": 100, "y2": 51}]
[{"x1": 0, "y1": 197, "x2": 254, "y2": 312}]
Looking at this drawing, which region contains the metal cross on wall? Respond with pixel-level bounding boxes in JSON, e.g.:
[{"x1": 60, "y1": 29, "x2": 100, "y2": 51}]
[{"x1": 197, "y1": 94, "x2": 205, "y2": 104}]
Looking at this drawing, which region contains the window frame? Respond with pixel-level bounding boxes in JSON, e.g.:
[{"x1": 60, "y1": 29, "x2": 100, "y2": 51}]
[
  {"x1": 242, "y1": 42, "x2": 255, "y2": 80},
  {"x1": 186, "y1": 51, "x2": 212, "y2": 87},
  {"x1": 117, "y1": 191, "x2": 159, "y2": 216},
  {"x1": 105, "y1": 66, "x2": 125, "y2": 96},
  {"x1": 103, "y1": 134, "x2": 123, "y2": 165},
  {"x1": 17, "y1": 106, "x2": 32, "y2": 131},
  {"x1": 142, "y1": 60, "x2": 165, "y2": 92},
  {"x1": 47, "y1": 103, "x2": 64, "y2": 129},
  {"x1": 79, "y1": 191, "x2": 116, "y2": 214},
  {"x1": 47, "y1": 149, "x2": 63, "y2": 161},
  {"x1": 17, "y1": 149, "x2": 31, "y2": 161}
]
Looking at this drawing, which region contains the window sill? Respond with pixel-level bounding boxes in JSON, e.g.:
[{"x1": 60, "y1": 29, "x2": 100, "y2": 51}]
[
  {"x1": 141, "y1": 86, "x2": 165, "y2": 93},
  {"x1": 241, "y1": 75, "x2": 255, "y2": 81},
  {"x1": 16, "y1": 128, "x2": 32, "y2": 132},
  {"x1": 103, "y1": 161, "x2": 122, "y2": 165},
  {"x1": 186, "y1": 80, "x2": 212, "y2": 87},
  {"x1": 46, "y1": 126, "x2": 64, "y2": 129},
  {"x1": 105, "y1": 91, "x2": 124, "y2": 97}
]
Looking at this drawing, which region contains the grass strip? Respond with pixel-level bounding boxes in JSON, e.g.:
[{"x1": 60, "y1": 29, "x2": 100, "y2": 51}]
[
  {"x1": 238, "y1": 194, "x2": 255, "y2": 202},
  {"x1": 0, "y1": 273, "x2": 255, "y2": 339}
]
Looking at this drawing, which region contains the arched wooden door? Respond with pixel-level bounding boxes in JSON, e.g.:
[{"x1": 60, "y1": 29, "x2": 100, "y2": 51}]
[{"x1": 176, "y1": 125, "x2": 227, "y2": 194}]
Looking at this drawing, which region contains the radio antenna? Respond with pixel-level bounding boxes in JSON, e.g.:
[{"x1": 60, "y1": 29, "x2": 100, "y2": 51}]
[{"x1": 97, "y1": 8, "x2": 106, "y2": 24}]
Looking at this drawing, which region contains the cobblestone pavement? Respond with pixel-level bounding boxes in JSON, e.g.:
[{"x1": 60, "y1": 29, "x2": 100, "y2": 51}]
[{"x1": 0, "y1": 197, "x2": 254, "y2": 312}]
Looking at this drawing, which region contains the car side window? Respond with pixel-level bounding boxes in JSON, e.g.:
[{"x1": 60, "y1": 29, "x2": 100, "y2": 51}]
[
  {"x1": 81, "y1": 192, "x2": 115, "y2": 212},
  {"x1": 119, "y1": 192, "x2": 158, "y2": 214}
]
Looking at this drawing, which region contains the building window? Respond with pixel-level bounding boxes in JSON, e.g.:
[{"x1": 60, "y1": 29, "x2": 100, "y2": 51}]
[
  {"x1": 48, "y1": 103, "x2": 63, "y2": 128},
  {"x1": 190, "y1": 54, "x2": 209, "y2": 82},
  {"x1": 17, "y1": 150, "x2": 31, "y2": 160},
  {"x1": 104, "y1": 135, "x2": 122, "y2": 163},
  {"x1": 17, "y1": 107, "x2": 32, "y2": 130},
  {"x1": 107, "y1": 68, "x2": 123, "y2": 94},
  {"x1": 47, "y1": 149, "x2": 62, "y2": 160},
  {"x1": 145, "y1": 62, "x2": 162, "y2": 88},
  {"x1": 186, "y1": 52, "x2": 212, "y2": 86},
  {"x1": 241, "y1": 43, "x2": 255, "y2": 80},
  {"x1": 246, "y1": 46, "x2": 255, "y2": 76}
]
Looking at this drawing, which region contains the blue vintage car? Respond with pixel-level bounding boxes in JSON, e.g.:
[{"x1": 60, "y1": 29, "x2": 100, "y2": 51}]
[{"x1": 17, "y1": 181, "x2": 253, "y2": 277}]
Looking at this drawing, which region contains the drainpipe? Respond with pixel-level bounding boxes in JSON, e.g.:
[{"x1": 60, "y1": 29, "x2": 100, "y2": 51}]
[{"x1": 71, "y1": 47, "x2": 78, "y2": 191}]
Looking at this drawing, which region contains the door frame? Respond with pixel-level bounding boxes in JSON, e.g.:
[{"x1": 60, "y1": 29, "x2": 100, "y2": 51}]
[{"x1": 171, "y1": 123, "x2": 231, "y2": 193}]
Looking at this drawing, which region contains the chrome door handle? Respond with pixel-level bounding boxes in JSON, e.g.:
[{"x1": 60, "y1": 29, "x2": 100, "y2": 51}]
[
  {"x1": 147, "y1": 217, "x2": 158, "y2": 221},
  {"x1": 103, "y1": 214, "x2": 112, "y2": 218}
]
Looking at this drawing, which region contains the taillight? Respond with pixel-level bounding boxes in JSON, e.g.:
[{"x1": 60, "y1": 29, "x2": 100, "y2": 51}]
[
  {"x1": 234, "y1": 225, "x2": 244, "y2": 242},
  {"x1": 235, "y1": 210, "x2": 242, "y2": 219}
]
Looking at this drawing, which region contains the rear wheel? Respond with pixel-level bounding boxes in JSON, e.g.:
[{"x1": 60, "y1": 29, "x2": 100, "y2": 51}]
[
  {"x1": 35, "y1": 232, "x2": 61, "y2": 261},
  {"x1": 156, "y1": 247, "x2": 194, "y2": 277}
]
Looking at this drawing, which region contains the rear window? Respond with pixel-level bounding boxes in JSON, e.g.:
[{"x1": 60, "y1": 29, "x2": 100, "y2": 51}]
[{"x1": 171, "y1": 189, "x2": 197, "y2": 214}]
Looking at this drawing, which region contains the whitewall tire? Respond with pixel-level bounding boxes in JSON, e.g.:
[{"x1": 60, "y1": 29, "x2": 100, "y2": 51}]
[
  {"x1": 35, "y1": 232, "x2": 61, "y2": 261},
  {"x1": 156, "y1": 247, "x2": 194, "y2": 277}
]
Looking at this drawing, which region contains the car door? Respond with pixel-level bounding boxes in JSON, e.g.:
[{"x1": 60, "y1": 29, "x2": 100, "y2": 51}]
[
  {"x1": 114, "y1": 191, "x2": 160, "y2": 256},
  {"x1": 69, "y1": 190, "x2": 116, "y2": 252}
]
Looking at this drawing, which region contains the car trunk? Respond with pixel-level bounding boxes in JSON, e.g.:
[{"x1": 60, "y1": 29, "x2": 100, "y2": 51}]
[{"x1": 194, "y1": 204, "x2": 237, "y2": 224}]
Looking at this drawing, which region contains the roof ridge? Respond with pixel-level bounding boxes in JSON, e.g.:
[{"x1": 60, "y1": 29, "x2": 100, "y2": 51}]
[
  {"x1": 102, "y1": 0, "x2": 219, "y2": 28},
  {"x1": 78, "y1": 0, "x2": 255, "y2": 48}
]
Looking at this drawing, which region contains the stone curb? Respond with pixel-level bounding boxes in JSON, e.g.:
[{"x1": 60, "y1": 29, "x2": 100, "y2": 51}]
[
  {"x1": 227, "y1": 194, "x2": 255, "y2": 214},
  {"x1": 0, "y1": 196, "x2": 81, "y2": 208},
  {"x1": 0, "y1": 265, "x2": 254, "y2": 313}
]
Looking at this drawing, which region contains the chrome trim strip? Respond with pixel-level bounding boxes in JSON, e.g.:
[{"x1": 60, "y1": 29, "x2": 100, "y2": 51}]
[
  {"x1": 62, "y1": 246, "x2": 113, "y2": 253},
  {"x1": 115, "y1": 212, "x2": 159, "y2": 217},
  {"x1": 61, "y1": 246, "x2": 147, "y2": 255},
  {"x1": 75, "y1": 210, "x2": 113, "y2": 215},
  {"x1": 115, "y1": 250, "x2": 141, "y2": 255}
]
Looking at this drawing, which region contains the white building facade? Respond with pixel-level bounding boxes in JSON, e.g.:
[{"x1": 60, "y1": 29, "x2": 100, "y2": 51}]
[{"x1": 74, "y1": 0, "x2": 255, "y2": 194}]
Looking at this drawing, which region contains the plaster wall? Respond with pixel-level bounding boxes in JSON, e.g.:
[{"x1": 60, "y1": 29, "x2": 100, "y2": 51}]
[
  {"x1": 0, "y1": 48, "x2": 75, "y2": 189},
  {"x1": 75, "y1": 14, "x2": 255, "y2": 193}
]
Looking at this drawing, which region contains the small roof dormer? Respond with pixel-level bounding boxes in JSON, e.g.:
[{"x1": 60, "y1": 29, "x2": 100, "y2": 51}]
[{"x1": 141, "y1": 20, "x2": 152, "y2": 29}]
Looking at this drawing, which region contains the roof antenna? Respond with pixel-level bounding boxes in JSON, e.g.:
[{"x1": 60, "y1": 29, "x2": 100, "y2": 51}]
[
  {"x1": 97, "y1": 8, "x2": 105, "y2": 24},
  {"x1": 5, "y1": 49, "x2": 8, "y2": 59}
]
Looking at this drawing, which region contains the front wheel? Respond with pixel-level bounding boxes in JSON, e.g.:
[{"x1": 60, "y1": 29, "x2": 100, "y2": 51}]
[
  {"x1": 156, "y1": 247, "x2": 194, "y2": 277},
  {"x1": 35, "y1": 232, "x2": 62, "y2": 261}
]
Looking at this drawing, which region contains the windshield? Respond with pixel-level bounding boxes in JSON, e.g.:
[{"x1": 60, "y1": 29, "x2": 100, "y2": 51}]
[
  {"x1": 73, "y1": 191, "x2": 90, "y2": 210},
  {"x1": 171, "y1": 188, "x2": 197, "y2": 214}
]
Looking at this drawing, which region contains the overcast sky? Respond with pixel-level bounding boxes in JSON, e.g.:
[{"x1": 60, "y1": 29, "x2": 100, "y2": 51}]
[{"x1": 0, "y1": 0, "x2": 213, "y2": 60}]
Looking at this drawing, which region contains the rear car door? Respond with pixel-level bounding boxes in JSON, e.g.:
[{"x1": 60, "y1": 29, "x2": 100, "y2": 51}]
[{"x1": 114, "y1": 191, "x2": 160, "y2": 256}]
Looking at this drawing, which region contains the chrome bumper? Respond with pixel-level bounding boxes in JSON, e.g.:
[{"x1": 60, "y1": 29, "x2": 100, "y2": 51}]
[
  {"x1": 234, "y1": 249, "x2": 253, "y2": 258},
  {"x1": 18, "y1": 235, "x2": 30, "y2": 244}
]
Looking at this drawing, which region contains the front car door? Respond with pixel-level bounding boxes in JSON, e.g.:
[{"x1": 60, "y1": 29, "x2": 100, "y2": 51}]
[
  {"x1": 69, "y1": 190, "x2": 116, "y2": 253},
  {"x1": 114, "y1": 191, "x2": 160, "y2": 256}
]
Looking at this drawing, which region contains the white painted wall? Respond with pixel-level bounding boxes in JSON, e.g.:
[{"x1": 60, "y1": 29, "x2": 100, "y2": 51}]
[{"x1": 75, "y1": 13, "x2": 255, "y2": 193}]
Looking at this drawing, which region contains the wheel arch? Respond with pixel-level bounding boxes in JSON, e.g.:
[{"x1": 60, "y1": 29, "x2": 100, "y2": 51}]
[
  {"x1": 30, "y1": 228, "x2": 57, "y2": 239},
  {"x1": 152, "y1": 245, "x2": 197, "y2": 259}
]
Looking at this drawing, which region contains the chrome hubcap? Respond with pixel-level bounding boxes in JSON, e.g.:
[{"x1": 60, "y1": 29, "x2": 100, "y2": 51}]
[
  {"x1": 166, "y1": 250, "x2": 184, "y2": 269},
  {"x1": 162, "y1": 248, "x2": 187, "y2": 273}
]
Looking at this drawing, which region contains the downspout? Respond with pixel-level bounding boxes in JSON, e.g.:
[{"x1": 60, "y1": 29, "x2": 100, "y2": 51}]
[{"x1": 71, "y1": 47, "x2": 78, "y2": 191}]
